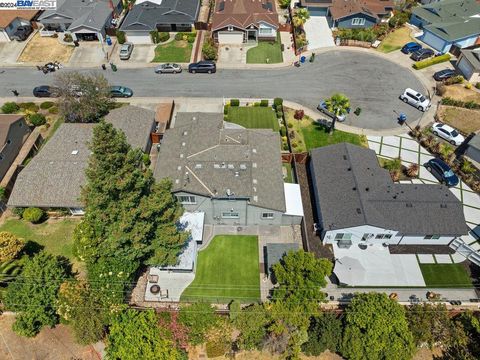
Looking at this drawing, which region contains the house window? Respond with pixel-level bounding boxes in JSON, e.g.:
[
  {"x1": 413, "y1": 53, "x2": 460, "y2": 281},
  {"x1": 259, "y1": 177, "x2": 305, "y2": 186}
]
[
  {"x1": 361, "y1": 233, "x2": 374, "y2": 240},
  {"x1": 222, "y1": 212, "x2": 239, "y2": 219},
  {"x1": 351, "y1": 18, "x2": 366, "y2": 26},
  {"x1": 375, "y1": 234, "x2": 393, "y2": 239},
  {"x1": 177, "y1": 195, "x2": 196, "y2": 204},
  {"x1": 259, "y1": 27, "x2": 273, "y2": 36},
  {"x1": 424, "y1": 235, "x2": 440, "y2": 240},
  {"x1": 261, "y1": 212, "x2": 274, "y2": 219},
  {"x1": 335, "y1": 233, "x2": 352, "y2": 240}
]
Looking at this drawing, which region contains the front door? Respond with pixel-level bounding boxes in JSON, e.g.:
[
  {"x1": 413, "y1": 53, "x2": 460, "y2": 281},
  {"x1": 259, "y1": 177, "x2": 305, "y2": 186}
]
[
  {"x1": 171, "y1": 24, "x2": 177, "y2": 31},
  {"x1": 247, "y1": 30, "x2": 256, "y2": 42}
]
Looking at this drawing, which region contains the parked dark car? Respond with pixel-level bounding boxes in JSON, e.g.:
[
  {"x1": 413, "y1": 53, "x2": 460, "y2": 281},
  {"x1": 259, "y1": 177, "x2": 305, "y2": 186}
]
[
  {"x1": 11, "y1": 25, "x2": 33, "y2": 41},
  {"x1": 433, "y1": 69, "x2": 457, "y2": 81},
  {"x1": 425, "y1": 158, "x2": 459, "y2": 187},
  {"x1": 188, "y1": 61, "x2": 216, "y2": 74},
  {"x1": 109, "y1": 86, "x2": 133, "y2": 98},
  {"x1": 33, "y1": 85, "x2": 59, "y2": 98},
  {"x1": 410, "y1": 48, "x2": 435, "y2": 61},
  {"x1": 401, "y1": 42, "x2": 422, "y2": 54}
]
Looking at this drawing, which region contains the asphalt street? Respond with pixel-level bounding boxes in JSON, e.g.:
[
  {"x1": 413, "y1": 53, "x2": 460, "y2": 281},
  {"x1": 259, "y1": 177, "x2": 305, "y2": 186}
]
[{"x1": 0, "y1": 50, "x2": 427, "y2": 130}]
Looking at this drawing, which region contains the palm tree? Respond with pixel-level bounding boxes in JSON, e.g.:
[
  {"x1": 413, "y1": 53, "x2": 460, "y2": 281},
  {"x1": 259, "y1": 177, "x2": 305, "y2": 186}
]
[
  {"x1": 324, "y1": 93, "x2": 350, "y2": 133},
  {"x1": 292, "y1": 8, "x2": 310, "y2": 28}
]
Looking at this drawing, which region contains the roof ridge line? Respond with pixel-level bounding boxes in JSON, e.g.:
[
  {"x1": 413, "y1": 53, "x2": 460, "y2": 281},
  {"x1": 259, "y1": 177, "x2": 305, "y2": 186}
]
[{"x1": 184, "y1": 165, "x2": 214, "y2": 196}]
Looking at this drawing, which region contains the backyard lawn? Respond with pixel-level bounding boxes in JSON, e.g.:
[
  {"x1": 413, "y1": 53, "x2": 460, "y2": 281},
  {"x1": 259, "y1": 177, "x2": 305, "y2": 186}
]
[
  {"x1": 152, "y1": 40, "x2": 193, "y2": 62},
  {"x1": 246, "y1": 33, "x2": 283, "y2": 64},
  {"x1": 377, "y1": 27, "x2": 413, "y2": 53},
  {"x1": 283, "y1": 163, "x2": 294, "y2": 183},
  {"x1": 225, "y1": 106, "x2": 279, "y2": 131},
  {"x1": 420, "y1": 263, "x2": 473, "y2": 288},
  {"x1": 181, "y1": 235, "x2": 260, "y2": 303}
]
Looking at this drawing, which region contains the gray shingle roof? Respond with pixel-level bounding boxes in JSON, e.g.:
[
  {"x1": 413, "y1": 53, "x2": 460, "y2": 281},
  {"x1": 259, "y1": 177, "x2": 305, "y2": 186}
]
[
  {"x1": 266, "y1": 243, "x2": 300, "y2": 274},
  {"x1": 461, "y1": 49, "x2": 480, "y2": 72},
  {"x1": 154, "y1": 112, "x2": 286, "y2": 212},
  {"x1": 310, "y1": 143, "x2": 468, "y2": 236},
  {"x1": 104, "y1": 105, "x2": 155, "y2": 152},
  {"x1": 120, "y1": 0, "x2": 200, "y2": 31}
]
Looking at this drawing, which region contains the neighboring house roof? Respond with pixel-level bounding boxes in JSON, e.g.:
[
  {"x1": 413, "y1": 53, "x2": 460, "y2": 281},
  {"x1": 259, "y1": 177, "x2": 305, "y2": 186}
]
[
  {"x1": 461, "y1": 48, "x2": 480, "y2": 71},
  {"x1": 310, "y1": 143, "x2": 468, "y2": 236},
  {"x1": 413, "y1": 0, "x2": 480, "y2": 41},
  {"x1": 299, "y1": 0, "x2": 333, "y2": 8},
  {"x1": 211, "y1": 0, "x2": 278, "y2": 31},
  {"x1": 0, "y1": 115, "x2": 25, "y2": 147},
  {"x1": 39, "y1": 0, "x2": 120, "y2": 31},
  {"x1": 329, "y1": 0, "x2": 394, "y2": 21},
  {"x1": 0, "y1": 10, "x2": 39, "y2": 28},
  {"x1": 104, "y1": 105, "x2": 155, "y2": 152},
  {"x1": 120, "y1": 0, "x2": 200, "y2": 31},
  {"x1": 154, "y1": 112, "x2": 286, "y2": 212}
]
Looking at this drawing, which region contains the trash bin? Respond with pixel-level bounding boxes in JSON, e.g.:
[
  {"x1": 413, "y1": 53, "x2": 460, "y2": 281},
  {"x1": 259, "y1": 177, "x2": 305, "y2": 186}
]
[
  {"x1": 74, "y1": 40, "x2": 79, "y2": 47},
  {"x1": 300, "y1": 55, "x2": 306, "y2": 63},
  {"x1": 398, "y1": 113, "x2": 407, "y2": 125},
  {"x1": 281, "y1": 43, "x2": 285, "y2": 52},
  {"x1": 106, "y1": 35, "x2": 112, "y2": 46},
  {"x1": 101, "y1": 64, "x2": 106, "y2": 70}
]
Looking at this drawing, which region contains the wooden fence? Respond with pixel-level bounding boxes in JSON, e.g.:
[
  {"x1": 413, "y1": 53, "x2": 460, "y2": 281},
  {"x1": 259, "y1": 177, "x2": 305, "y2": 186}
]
[{"x1": 338, "y1": 39, "x2": 371, "y2": 48}]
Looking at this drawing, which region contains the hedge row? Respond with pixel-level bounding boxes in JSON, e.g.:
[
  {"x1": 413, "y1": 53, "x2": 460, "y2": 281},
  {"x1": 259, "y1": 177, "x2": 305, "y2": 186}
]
[
  {"x1": 413, "y1": 53, "x2": 451, "y2": 70},
  {"x1": 441, "y1": 97, "x2": 480, "y2": 110}
]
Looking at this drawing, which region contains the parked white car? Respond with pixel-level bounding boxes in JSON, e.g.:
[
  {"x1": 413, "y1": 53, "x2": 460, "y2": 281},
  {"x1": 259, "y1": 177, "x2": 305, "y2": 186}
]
[
  {"x1": 119, "y1": 42, "x2": 134, "y2": 60},
  {"x1": 399, "y1": 88, "x2": 431, "y2": 112},
  {"x1": 431, "y1": 122, "x2": 465, "y2": 146}
]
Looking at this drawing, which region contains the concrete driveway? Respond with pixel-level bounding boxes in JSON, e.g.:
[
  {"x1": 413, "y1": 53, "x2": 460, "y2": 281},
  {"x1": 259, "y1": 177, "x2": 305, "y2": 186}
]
[
  {"x1": 304, "y1": 16, "x2": 335, "y2": 50},
  {"x1": 111, "y1": 44, "x2": 156, "y2": 64},
  {"x1": 217, "y1": 44, "x2": 249, "y2": 65},
  {"x1": 0, "y1": 41, "x2": 27, "y2": 65},
  {"x1": 69, "y1": 42, "x2": 108, "y2": 67}
]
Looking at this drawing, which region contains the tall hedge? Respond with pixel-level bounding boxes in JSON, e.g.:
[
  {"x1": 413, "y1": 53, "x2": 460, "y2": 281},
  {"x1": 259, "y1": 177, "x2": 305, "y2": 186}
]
[
  {"x1": 115, "y1": 30, "x2": 126, "y2": 44},
  {"x1": 413, "y1": 53, "x2": 451, "y2": 70}
]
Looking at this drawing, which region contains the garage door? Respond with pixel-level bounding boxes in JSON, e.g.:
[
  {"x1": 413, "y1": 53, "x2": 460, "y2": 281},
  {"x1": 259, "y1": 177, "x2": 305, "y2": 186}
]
[
  {"x1": 420, "y1": 30, "x2": 447, "y2": 52},
  {"x1": 126, "y1": 32, "x2": 152, "y2": 44},
  {"x1": 457, "y1": 57, "x2": 474, "y2": 81},
  {"x1": 217, "y1": 32, "x2": 243, "y2": 44}
]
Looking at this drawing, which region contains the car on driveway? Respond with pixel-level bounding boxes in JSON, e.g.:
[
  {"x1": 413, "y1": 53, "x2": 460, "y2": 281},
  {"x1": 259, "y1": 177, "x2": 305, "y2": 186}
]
[
  {"x1": 110, "y1": 86, "x2": 133, "y2": 98},
  {"x1": 11, "y1": 25, "x2": 32, "y2": 41},
  {"x1": 155, "y1": 63, "x2": 182, "y2": 74},
  {"x1": 317, "y1": 101, "x2": 349, "y2": 122},
  {"x1": 119, "y1": 42, "x2": 134, "y2": 60},
  {"x1": 188, "y1": 61, "x2": 216, "y2": 74},
  {"x1": 33, "y1": 85, "x2": 59, "y2": 98},
  {"x1": 400, "y1": 88, "x2": 431, "y2": 111},
  {"x1": 401, "y1": 42, "x2": 422, "y2": 54},
  {"x1": 433, "y1": 69, "x2": 456, "y2": 82},
  {"x1": 410, "y1": 48, "x2": 434, "y2": 61},
  {"x1": 431, "y1": 122, "x2": 465, "y2": 146},
  {"x1": 425, "y1": 158, "x2": 459, "y2": 187}
]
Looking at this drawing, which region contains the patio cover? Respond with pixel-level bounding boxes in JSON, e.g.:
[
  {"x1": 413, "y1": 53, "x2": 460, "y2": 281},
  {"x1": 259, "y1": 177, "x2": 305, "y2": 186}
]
[{"x1": 283, "y1": 183, "x2": 304, "y2": 217}]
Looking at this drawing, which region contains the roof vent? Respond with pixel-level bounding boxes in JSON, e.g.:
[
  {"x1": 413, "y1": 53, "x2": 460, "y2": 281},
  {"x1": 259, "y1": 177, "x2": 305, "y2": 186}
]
[
  {"x1": 235, "y1": 171, "x2": 239, "y2": 177},
  {"x1": 343, "y1": 155, "x2": 347, "y2": 160},
  {"x1": 365, "y1": 187, "x2": 369, "y2": 192},
  {"x1": 347, "y1": 167, "x2": 351, "y2": 171},
  {"x1": 440, "y1": 204, "x2": 447, "y2": 208},
  {"x1": 356, "y1": 208, "x2": 362, "y2": 214},
  {"x1": 352, "y1": 187, "x2": 357, "y2": 191},
  {"x1": 406, "y1": 203, "x2": 413, "y2": 208},
  {"x1": 71, "y1": 150, "x2": 79, "y2": 155},
  {"x1": 183, "y1": 131, "x2": 188, "y2": 136}
]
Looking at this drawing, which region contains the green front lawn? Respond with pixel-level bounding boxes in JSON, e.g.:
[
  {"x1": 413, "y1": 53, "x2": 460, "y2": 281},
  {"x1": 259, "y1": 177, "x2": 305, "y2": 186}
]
[
  {"x1": 181, "y1": 235, "x2": 260, "y2": 303},
  {"x1": 377, "y1": 27, "x2": 413, "y2": 53},
  {"x1": 0, "y1": 218, "x2": 81, "y2": 268},
  {"x1": 225, "y1": 106, "x2": 279, "y2": 131},
  {"x1": 246, "y1": 33, "x2": 283, "y2": 64},
  {"x1": 152, "y1": 40, "x2": 193, "y2": 62},
  {"x1": 283, "y1": 163, "x2": 294, "y2": 183},
  {"x1": 420, "y1": 263, "x2": 473, "y2": 288}
]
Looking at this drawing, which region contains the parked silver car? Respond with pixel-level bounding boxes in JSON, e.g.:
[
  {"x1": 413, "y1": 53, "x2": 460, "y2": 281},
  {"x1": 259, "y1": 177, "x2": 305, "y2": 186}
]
[
  {"x1": 119, "y1": 42, "x2": 134, "y2": 60},
  {"x1": 154, "y1": 63, "x2": 182, "y2": 74},
  {"x1": 399, "y1": 88, "x2": 431, "y2": 112}
]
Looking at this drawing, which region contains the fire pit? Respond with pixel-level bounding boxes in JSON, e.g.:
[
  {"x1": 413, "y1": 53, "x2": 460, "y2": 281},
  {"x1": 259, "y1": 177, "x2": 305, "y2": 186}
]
[{"x1": 150, "y1": 284, "x2": 161, "y2": 295}]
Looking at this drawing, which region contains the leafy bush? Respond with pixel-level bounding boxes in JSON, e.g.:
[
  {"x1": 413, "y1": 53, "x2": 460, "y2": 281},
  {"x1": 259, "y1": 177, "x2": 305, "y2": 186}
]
[
  {"x1": 205, "y1": 340, "x2": 228, "y2": 358},
  {"x1": 48, "y1": 106, "x2": 58, "y2": 114},
  {"x1": 40, "y1": 101, "x2": 54, "y2": 110},
  {"x1": 22, "y1": 207, "x2": 45, "y2": 224},
  {"x1": 260, "y1": 99, "x2": 269, "y2": 107},
  {"x1": 273, "y1": 98, "x2": 283, "y2": 108},
  {"x1": 63, "y1": 33, "x2": 73, "y2": 43},
  {"x1": 280, "y1": 126, "x2": 287, "y2": 137},
  {"x1": 230, "y1": 99, "x2": 240, "y2": 107},
  {"x1": 383, "y1": 157, "x2": 402, "y2": 171},
  {"x1": 413, "y1": 53, "x2": 451, "y2": 70},
  {"x1": 0, "y1": 232, "x2": 25, "y2": 262},
  {"x1": 445, "y1": 75, "x2": 464, "y2": 85},
  {"x1": 294, "y1": 109, "x2": 305, "y2": 120},
  {"x1": 223, "y1": 105, "x2": 229, "y2": 115},
  {"x1": 28, "y1": 113, "x2": 47, "y2": 127},
  {"x1": 158, "y1": 32, "x2": 169, "y2": 42},
  {"x1": 19, "y1": 102, "x2": 39, "y2": 113},
  {"x1": 1, "y1": 102, "x2": 19, "y2": 114},
  {"x1": 276, "y1": 110, "x2": 283, "y2": 118},
  {"x1": 174, "y1": 32, "x2": 184, "y2": 41},
  {"x1": 0, "y1": 186, "x2": 5, "y2": 201},
  {"x1": 174, "y1": 32, "x2": 195, "y2": 42},
  {"x1": 388, "y1": 12, "x2": 410, "y2": 28},
  {"x1": 287, "y1": 122, "x2": 293, "y2": 128},
  {"x1": 278, "y1": 0, "x2": 291, "y2": 8},
  {"x1": 150, "y1": 30, "x2": 160, "y2": 44},
  {"x1": 115, "y1": 30, "x2": 125, "y2": 44},
  {"x1": 202, "y1": 39, "x2": 217, "y2": 60},
  {"x1": 465, "y1": 82, "x2": 472, "y2": 89},
  {"x1": 476, "y1": 82, "x2": 480, "y2": 90},
  {"x1": 441, "y1": 97, "x2": 480, "y2": 110},
  {"x1": 11, "y1": 207, "x2": 25, "y2": 218},
  {"x1": 335, "y1": 26, "x2": 386, "y2": 42}
]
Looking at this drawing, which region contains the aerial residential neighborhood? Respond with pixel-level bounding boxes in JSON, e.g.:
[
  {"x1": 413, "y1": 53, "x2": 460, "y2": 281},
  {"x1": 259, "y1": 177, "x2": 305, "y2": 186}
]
[{"x1": 0, "y1": 0, "x2": 480, "y2": 359}]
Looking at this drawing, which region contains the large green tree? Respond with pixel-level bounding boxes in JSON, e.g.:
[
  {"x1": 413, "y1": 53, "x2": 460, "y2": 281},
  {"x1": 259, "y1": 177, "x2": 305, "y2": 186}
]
[
  {"x1": 232, "y1": 303, "x2": 271, "y2": 350},
  {"x1": 302, "y1": 313, "x2": 343, "y2": 356},
  {"x1": 4, "y1": 251, "x2": 70, "y2": 337},
  {"x1": 106, "y1": 309, "x2": 182, "y2": 360},
  {"x1": 342, "y1": 293, "x2": 415, "y2": 360},
  {"x1": 179, "y1": 302, "x2": 219, "y2": 345},
  {"x1": 407, "y1": 303, "x2": 452, "y2": 348},
  {"x1": 324, "y1": 93, "x2": 350, "y2": 133}
]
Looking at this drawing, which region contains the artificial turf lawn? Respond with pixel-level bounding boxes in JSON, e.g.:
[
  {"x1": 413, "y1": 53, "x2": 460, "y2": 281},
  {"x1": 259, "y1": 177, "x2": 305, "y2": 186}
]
[
  {"x1": 419, "y1": 263, "x2": 473, "y2": 288},
  {"x1": 152, "y1": 40, "x2": 193, "y2": 62},
  {"x1": 226, "y1": 106, "x2": 279, "y2": 131},
  {"x1": 181, "y1": 235, "x2": 260, "y2": 303},
  {"x1": 246, "y1": 33, "x2": 283, "y2": 64},
  {"x1": 301, "y1": 122, "x2": 367, "y2": 150}
]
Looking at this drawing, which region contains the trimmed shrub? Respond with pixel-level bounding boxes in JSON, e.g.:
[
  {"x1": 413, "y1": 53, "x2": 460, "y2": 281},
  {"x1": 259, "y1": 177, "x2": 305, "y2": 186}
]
[
  {"x1": 476, "y1": 83, "x2": 480, "y2": 90},
  {"x1": 28, "y1": 113, "x2": 47, "y2": 127},
  {"x1": 174, "y1": 32, "x2": 193, "y2": 41},
  {"x1": 11, "y1": 207, "x2": 25, "y2": 218},
  {"x1": 0, "y1": 187, "x2": 5, "y2": 201},
  {"x1": 63, "y1": 33, "x2": 73, "y2": 43},
  {"x1": 287, "y1": 122, "x2": 293, "y2": 128},
  {"x1": 230, "y1": 99, "x2": 240, "y2": 107},
  {"x1": 280, "y1": 126, "x2": 287, "y2": 137},
  {"x1": 115, "y1": 30, "x2": 126, "y2": 44},
  {"x1": 48, "y1": 106, "x2": 59, "y2": 114},
  {"x1": 158, "y1": 32, "x2": 169, "y2": 42},
  {"x1": 294, "y1": 109, "x2": 305, "y2": 120},
  {"x1": 40, "y1": 101, "x2": 54, "y2": 110},
  {"x1": 260, "y1": 99, "x2": 269, "y2": 107},
  {"x1": 187, "y1": 34, "x2": 196, "y2": 43},
  {"x1": 150, "y1": 30, "x2": 160, "y2": 44},
  {"x1": 441, "y1": 97, "x2": 480, "y2": 110},
  {"x1": 205, "y1": 340, "x2": 228, "y2": 358},
  {"x1": 465, "y1": 82, "x2": 472, "y2": 89},
  {"x1": 276, "y1": 110, "x2": 283, "y2": 118},
  {"x1": 412, "y1": 53, "x2": 451, "y2": 70},
  {"x1": 273, "y1": 98, "x2": 283, "y2": 108},
  {"x1": 0, "y1": 232, "x2": 25, "y2": 262},
  {"x1": 22, "y1": 208, "x2": 44, "y2": 224},
  {"x1": 2, "y1": 102, "x2": 19, "y2": 114},
  {"x1": 223, "y1": 106, "x2": 229, "y2": 115},
  {"x1": 445, "y1": 75, "x2": 464, "y2": 85},
  {"x1": 202, "y1": 39, "x2": 217, "y2": 60},
  {"x1": 18, "y1": 102, "x2": 39, "y2": 113}
]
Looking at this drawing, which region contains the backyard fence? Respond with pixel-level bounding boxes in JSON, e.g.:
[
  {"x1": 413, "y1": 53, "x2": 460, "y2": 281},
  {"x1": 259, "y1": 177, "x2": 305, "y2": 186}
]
[{"x1": 338, "y1": 39, "x2": 371, "y2": 48}]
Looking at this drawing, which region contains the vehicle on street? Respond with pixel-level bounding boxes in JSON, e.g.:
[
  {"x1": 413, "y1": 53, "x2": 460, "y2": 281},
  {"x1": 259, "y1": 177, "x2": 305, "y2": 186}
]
[
  {"x1": 401, "y1": 42, "x2": 422, "y2": 54},
  {"x1": 11, "y1": 25, "x2": 32, "y2": 41},
  {"x1": 433, "y1": 69, "x2": 456, "y2": 82},
  {"x1": 410, "y1": 48, "x2": 434, "y2": 61},
  {"x1": 425, "y1": 158, "x2": 459, "y2": 187},
  {"x1": 431, "y1": 122, "x2": 465, "y2": 146},
  {"x1": 317, "y1": 101, "x2": 349, "y2": 122},
  {"x1": 33, "y1": 85, "x2": 59, "y2": 97},
  {"x1": 399, "y1": 88, "x2": 431, "y2": 111},
  {"x1": 188, "y1": 61, "x2": 216, "y2": 74},
  {"x1": 155, "y1": 63, "x2": 182, "y2": 74},
  {"x1": 109, "y1": 86, "x2": 133, "y2": 98},
  {"x1": 119, "y1": 42, "x2": 134, "y2": 60}
]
